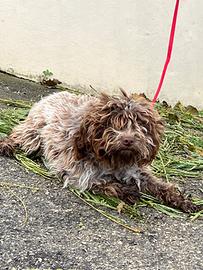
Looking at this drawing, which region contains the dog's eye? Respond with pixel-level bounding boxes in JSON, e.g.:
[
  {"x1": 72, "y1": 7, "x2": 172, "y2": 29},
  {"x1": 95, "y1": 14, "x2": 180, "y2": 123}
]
[
  {"x1": 142, "y1": 127, "x2": 148, "y2": 134},
  {"x1": 98, "y1": 149, "x2": 106, "y2": 157}
]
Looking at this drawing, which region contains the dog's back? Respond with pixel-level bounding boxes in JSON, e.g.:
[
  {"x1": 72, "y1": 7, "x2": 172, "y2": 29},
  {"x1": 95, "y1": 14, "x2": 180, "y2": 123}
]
[
  {"x1": 29, "y1": 92, "x2": 96, "y2": 124},
  {"x1": 0, "y1": 92, "x2": 96, "y2": 156}
]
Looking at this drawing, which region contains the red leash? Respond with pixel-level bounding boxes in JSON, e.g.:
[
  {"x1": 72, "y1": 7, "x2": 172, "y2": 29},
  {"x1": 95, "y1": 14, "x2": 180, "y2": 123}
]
[{"x1": 151, "y1": 0, "x2": 180, "y2": 108}]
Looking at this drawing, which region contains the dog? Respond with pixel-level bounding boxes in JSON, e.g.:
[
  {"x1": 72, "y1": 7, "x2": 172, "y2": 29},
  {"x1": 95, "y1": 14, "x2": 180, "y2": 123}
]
[{"x1": 0, "y1": 90, "x2": 200, "y2": 212}]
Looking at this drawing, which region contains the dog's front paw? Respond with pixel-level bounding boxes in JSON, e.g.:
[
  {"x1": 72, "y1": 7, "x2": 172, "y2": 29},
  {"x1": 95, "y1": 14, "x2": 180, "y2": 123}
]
[
  {"x1": 119, "y1": 184, "x2": 140, "y2": 205},
  {"x1": 91, "y1": 181, "x2": 140, "y2": 205}
]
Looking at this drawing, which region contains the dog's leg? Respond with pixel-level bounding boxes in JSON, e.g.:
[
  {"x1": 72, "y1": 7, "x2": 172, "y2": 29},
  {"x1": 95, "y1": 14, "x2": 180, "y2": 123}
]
[
  {"x1": 0, "y1": 136, "x2": 16, "y2": 157},
  {"x1": 137, "y1": 169, "x2": 200, "y2": 213},
  {"x1": 91, "y1": 180, "x2": 140, "y2": 204},
  {"x1": 0, "y1": 118, "x2": 43, "y2": 156},
  {"x1": 91, "y1": 172, "x2": 201, "y2": 213}
]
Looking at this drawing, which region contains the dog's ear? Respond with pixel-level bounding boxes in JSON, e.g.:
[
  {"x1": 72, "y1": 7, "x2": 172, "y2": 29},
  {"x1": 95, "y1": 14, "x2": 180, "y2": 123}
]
[
  {"x1": 73, "y1": 122, "x2": 89, "y2": 160},
  {"x1": 146, "y1": 113, "x2": 164, "y2": 163},
  {"x1": 147, "y1": 113, "x2": 164, "y2": 157},
  {"x1": 135, "y1": 100, "x2": 164, "y2": 164}
]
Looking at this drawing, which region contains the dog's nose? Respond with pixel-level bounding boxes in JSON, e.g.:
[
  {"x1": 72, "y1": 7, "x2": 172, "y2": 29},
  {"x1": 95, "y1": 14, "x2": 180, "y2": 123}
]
[{"x1": 122, "y1": 136, "x2": 134, "y2": 147}]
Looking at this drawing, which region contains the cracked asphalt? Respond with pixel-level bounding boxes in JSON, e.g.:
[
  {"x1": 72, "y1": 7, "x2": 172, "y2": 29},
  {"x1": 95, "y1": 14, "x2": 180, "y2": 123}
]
[{"x1": 0, "y1": 72, "x2": 202, "y2": 270}]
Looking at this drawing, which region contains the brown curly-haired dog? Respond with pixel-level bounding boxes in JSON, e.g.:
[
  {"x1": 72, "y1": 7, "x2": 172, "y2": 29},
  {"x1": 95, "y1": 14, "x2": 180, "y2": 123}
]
[{"x1": 0, "y1": 91, "x2": 199, "y2": 212}]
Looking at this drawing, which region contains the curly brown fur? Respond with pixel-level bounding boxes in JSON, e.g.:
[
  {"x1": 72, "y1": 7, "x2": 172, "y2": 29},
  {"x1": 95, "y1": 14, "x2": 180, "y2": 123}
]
[{"x1": 0, "y1": 90, "x2": 200, "y2": 213}]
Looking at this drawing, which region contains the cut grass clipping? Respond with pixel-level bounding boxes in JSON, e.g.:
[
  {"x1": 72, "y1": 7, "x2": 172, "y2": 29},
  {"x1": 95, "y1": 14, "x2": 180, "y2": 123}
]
[{"x1": 0, "y1": 97, "x2": 202, "y2": 230}]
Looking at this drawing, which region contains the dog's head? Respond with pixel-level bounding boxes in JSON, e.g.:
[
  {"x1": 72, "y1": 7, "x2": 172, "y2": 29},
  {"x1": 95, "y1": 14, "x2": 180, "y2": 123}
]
[{"x1": 74, "y1": 90, "x2": 164, "y2": 169}]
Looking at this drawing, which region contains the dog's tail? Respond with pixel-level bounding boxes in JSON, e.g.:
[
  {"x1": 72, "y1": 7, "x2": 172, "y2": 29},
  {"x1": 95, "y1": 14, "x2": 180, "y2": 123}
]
[{"x1": 0, "y1": 136, "x2": 16, "y2": 157}]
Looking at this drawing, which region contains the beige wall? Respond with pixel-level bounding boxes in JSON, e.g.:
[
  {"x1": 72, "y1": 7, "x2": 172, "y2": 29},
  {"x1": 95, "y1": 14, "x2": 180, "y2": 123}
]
[{"x1": 0, "y1": 0, "x2": 203, "y2": 108}]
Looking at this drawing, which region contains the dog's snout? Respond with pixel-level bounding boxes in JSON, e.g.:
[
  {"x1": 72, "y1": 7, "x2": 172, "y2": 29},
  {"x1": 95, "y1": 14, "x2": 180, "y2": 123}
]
[{"x1": 121, "y1": 136, "x2": 134, "y2": 147}]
